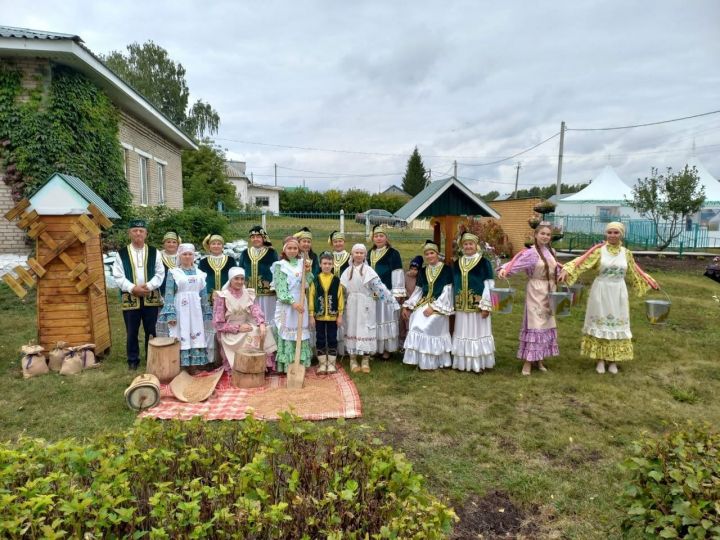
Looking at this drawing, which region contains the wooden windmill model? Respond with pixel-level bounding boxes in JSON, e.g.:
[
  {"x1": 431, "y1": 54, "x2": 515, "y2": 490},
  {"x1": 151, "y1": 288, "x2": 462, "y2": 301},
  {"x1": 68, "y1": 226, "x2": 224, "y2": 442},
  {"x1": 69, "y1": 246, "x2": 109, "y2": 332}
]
[{"x1": 2, "y1": 173, "x2": 118, "y2": 355}]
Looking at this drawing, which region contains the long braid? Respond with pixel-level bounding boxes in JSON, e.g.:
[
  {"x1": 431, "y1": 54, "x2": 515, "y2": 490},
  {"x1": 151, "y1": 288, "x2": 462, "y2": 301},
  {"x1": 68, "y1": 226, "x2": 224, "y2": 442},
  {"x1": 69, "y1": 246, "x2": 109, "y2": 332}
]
[{"x1": 534, "y1": 225, "x2": 555, "y2": 287}]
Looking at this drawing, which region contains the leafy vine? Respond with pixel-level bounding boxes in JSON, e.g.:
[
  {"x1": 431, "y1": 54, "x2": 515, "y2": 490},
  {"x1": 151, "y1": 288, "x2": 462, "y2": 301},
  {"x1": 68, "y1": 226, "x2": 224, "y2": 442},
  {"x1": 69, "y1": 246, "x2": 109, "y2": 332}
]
[{"x1": 0, "y1": 63, "x2": 131, "y2": 216}]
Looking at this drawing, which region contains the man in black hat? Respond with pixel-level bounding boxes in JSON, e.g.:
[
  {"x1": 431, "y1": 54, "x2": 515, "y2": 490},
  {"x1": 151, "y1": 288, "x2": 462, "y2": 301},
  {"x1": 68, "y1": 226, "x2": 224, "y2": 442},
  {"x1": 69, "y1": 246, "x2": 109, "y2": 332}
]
[
  {"x1": 112, "y1": 219, "x2": 165, "y2": 370},
  {"x1": 238, "y1": 225, "x2": 278, "y2": 329}
]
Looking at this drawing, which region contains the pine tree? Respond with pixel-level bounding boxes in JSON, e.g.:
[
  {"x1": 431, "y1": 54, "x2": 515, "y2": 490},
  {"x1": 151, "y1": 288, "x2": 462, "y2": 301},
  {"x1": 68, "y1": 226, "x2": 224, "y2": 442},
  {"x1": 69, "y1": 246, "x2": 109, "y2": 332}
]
[{"x1": 401, "y1": 147, "x2": 429, "y2": 196}]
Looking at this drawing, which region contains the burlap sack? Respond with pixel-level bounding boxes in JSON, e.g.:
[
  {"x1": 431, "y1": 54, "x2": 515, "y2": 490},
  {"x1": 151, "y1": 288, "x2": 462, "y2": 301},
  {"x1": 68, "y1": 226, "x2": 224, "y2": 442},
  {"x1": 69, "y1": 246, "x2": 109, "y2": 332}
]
[
  {"x1": 59, "y1": 347, "x2": 83, "y2": 376},
  {"x1": 21, "y1": 344, "x2": 48, "y2": 379},
  {"x1": 48, "y1": 341, "x2": 68, "y2": 372},
  {"x1": 77, "y1": 344, "x2": 99, "y2": 369}
]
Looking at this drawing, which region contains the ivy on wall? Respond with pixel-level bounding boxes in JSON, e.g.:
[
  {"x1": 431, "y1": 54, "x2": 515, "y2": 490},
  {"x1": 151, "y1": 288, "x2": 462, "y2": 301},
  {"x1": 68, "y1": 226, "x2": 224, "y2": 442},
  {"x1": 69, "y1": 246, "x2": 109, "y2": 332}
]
[{"x1": 0, "y1": 63, "x2": 131, "y2": 217}]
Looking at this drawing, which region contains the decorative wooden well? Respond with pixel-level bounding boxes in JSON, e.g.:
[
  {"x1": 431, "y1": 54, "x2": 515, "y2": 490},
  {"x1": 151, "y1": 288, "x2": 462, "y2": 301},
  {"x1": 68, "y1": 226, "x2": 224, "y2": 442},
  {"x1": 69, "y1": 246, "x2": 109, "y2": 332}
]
[{"x1": 2, "y1": 173, "x2": 117, "y2": 356}]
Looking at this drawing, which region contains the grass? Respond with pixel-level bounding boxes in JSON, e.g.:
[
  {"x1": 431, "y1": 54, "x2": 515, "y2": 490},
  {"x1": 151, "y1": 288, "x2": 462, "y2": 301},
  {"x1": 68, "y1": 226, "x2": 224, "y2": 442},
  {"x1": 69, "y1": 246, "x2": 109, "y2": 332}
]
[{"x1": 1, "y1": 236, "x2": 719, "y2": 538}]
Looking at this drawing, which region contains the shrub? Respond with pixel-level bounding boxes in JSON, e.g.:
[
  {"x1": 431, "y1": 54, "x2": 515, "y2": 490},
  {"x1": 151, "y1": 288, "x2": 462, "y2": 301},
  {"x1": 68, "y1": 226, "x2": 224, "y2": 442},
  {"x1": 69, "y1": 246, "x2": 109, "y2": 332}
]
[
  {"x1": 619, "y1": 423, "x2": 720, "y2": 539},
  {"x1": 462, "y1": 218, "x2": 514, "y2": 258},
  {"x1": 104, "y1": 206, "x2": 229, "y2": 250},
  {"x1": 0, "y1": 413, "x2": 456, "y2": 538}
]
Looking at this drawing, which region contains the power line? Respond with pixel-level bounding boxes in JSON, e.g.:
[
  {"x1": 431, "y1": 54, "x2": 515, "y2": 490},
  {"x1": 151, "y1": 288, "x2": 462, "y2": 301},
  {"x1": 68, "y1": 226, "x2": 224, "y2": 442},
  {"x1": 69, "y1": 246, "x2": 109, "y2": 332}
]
[
  {"x1": 458, "y1": 132, "x2": 561, "y2": 167},
  {"x1": 567, "y1": 109, "x2": 720, "y2": 132}
]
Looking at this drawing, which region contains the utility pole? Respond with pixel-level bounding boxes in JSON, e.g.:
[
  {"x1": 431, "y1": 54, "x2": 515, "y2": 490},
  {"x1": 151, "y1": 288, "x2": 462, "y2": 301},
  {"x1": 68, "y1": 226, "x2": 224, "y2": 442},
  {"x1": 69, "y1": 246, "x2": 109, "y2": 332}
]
[
  {"x1": 513, "y1": 162, "x2": 521, "y2": 199},
  {"x1": 274, "y1": 163, "x2": 277, "y2": 186},
  {"x1": 250, "y1": 172, "x2": 254, "y2": 184},
  {"x1": 428, "y1": 168, "x2": 432, "y2": 181},
  {"x1": 453, "y1": 160, "x2": 458, "y2": 178},
  {"x1": 556, "y1": 121, "x2": 566, "y2": 196}
]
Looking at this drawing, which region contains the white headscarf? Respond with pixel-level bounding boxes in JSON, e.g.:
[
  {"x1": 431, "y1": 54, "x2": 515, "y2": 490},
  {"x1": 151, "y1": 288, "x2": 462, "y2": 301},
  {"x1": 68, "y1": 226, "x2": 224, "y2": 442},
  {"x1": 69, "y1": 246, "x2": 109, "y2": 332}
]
[
  {"x1": 222, "y1": 266, "x2": 246, "y2": 290},
  {"x1": 177, "y1": 243, "x2": 195, "y2": 255}
]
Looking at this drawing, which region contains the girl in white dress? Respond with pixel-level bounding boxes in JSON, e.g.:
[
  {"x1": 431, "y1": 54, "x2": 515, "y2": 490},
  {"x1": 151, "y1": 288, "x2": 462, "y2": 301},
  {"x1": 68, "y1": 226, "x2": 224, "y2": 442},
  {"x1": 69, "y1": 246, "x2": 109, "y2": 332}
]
[
  {"x1": 340, "y1": 244, "x2": 400, "y2": 373},
  {"x1": 402, "y1": 241, "x2": 455, "y2": 370},
  {"x1": 157, "y1": 243, "x2": 213, "y2": 369},
  {"x1": 452, "y1": 232, "x2": 496, "y2": 372}
]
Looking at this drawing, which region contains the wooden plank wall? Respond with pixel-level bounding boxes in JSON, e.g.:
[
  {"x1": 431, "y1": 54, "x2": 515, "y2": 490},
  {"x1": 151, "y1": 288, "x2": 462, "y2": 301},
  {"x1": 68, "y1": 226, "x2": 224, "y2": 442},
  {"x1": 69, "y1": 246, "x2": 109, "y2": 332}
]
[
  {"x1": 488, "y1": 198, "x2": 542, "y2": 255},
  {"x1": 85, "y1": 233, "x2": 112, "y2": 355},
  {"x1": 35, "y1": 215, "x2": 112, "y2": 354}
]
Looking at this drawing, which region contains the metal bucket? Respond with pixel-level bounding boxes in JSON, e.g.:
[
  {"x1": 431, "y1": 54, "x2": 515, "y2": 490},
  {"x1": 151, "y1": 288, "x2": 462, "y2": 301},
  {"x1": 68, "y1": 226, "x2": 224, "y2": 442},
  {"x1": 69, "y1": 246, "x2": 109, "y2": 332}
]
[
  {"x1": 645, "y1": 290, "x2": 671, "y2": 325},
  {"x1": 548, "y1": 291, "x2": 573, "y2": 317},
  {"x1": 560, "y1": 283, "x2": 584, "y2": 306},
  {"x1": 490, "y1": 278, "x2": 515, "y2": 314}
]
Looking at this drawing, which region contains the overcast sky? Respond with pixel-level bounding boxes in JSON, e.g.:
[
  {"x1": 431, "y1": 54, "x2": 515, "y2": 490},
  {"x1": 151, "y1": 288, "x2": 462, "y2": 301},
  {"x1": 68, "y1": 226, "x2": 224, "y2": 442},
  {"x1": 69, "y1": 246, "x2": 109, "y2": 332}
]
[{"x1": 4, "y1": 0, "x2": 720, "y2": 194}]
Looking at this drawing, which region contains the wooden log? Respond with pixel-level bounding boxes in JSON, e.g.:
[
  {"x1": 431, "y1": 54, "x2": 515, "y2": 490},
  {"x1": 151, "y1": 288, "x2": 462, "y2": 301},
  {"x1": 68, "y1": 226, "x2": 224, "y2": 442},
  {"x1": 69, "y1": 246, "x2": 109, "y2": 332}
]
[
  {"x1": 2, "y1": 274, "x2": 27, "y2": 298},
  {"x1": 26, "y1": 258, "x2": 47, "y2": 277},
  {"x1": 4, "y1": 198, "x2": 30, "y2": 221},
  {"x1": 88, "y1": 204, "x2": 113, "y2": 229},
  {"x1": 17, "y1": 210, "x2": 39, "y2": 229},
  {"x1": 14, "y1": 266, "x2": 36, "y2": 287}
]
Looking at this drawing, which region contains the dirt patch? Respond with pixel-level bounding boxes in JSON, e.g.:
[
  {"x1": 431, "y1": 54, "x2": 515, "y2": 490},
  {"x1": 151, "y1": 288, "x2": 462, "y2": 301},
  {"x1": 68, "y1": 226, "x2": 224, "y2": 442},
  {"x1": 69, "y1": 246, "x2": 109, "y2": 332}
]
[
  {"x1": 451, "y1": 491, "x2": 539, "y2": 539},
  {"x1": 632, "y1": 255, "x2": 712, "y2": 273}
]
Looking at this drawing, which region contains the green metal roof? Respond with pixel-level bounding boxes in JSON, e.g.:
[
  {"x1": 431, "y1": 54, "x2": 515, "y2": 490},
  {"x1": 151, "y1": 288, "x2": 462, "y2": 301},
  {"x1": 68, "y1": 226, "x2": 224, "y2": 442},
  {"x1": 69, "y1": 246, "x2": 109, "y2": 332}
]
[
  {"x1": 394, "y1": 177, "x2": 500, "y2": 221},
  {"x1": 41, "y1": 172, "x2": 121, "y2": 219}
]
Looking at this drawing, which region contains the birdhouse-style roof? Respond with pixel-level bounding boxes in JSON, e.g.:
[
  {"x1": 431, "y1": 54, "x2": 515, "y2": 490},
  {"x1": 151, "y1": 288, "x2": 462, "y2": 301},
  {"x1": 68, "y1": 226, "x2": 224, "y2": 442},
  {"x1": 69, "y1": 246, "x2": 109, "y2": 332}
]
[
  {"x1": 29, "y1": 172, "x2": 121, "y2": 219},
  {"x1": 394, "y1": 176, "x2": 500, "y2": 222}
]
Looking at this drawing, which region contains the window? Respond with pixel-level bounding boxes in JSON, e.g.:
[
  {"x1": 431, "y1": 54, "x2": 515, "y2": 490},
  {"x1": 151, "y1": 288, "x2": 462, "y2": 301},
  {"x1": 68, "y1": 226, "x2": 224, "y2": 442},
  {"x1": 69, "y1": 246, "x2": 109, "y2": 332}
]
[
  {"x1": 122, "y1": 148, "x2": 129, "y2": 180},
  {"x1": 157, "y1": 163, "x2": 166, "y2": 204},
  {"x1": 139, "y1": 156, "x2": 149, "y2": 205},
  {"x1": 255, "y1": 196, "x2": 270, "y2": 207},
  {"x1": 597, "y1": 206, "x2": 619, "y2": 222}
]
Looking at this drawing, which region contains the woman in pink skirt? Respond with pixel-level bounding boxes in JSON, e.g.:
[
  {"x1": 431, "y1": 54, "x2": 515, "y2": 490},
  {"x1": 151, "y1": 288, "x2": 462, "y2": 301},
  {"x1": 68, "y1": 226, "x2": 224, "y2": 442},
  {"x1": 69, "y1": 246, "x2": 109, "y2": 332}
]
[{"x1": 497, "y1": 222, "x2": 561, "y2": 375}]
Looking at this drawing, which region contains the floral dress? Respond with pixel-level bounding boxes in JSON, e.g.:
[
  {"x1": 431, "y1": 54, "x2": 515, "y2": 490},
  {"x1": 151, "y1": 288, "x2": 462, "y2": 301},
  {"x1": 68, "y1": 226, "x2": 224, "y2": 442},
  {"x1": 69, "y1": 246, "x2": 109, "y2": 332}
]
[
  {"x1": 270, "y1": 258, "x2": 314, "y2": 373},
  {"x1": 563, "y1": 243, "x2": 657, "y2": 361},
  {"x1": 500, "y1": 246, "x2": 561, "y2": 362},
  {"x1": 157, "y1": 267, "x2": 213, "y2": 367}
]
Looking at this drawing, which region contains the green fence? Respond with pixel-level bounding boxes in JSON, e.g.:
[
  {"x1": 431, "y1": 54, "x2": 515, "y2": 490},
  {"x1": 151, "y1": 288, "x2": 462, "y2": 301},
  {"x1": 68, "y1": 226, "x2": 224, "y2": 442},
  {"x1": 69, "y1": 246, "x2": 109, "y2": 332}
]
[{"x1": 549, "y1": 214, "x2": 710, "y2": 252}]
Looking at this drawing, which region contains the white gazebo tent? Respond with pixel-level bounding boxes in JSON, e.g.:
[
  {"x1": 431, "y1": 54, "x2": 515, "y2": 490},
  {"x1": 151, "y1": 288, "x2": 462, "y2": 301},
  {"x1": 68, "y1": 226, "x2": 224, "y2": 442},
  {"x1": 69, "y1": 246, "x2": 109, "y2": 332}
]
[
  {"x1": 685, "y1": 156, "x2": 720, "y2": 208},
  {"x1": 555, "y1": 165, "x2": 636, "y2": 219}
]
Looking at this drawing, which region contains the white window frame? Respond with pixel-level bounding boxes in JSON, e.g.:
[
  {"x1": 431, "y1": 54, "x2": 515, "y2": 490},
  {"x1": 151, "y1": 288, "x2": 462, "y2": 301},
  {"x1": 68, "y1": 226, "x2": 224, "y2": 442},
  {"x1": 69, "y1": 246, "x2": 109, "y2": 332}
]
[
  {"x1": 157, "y1": 163, "x2": 166, "y2": 204},
  {"x1": 255, "y1": 196, "x2": 270, "y2": 207},
  {"x1": 139, "y1": 156, "x2": 149, "y2": 205}
]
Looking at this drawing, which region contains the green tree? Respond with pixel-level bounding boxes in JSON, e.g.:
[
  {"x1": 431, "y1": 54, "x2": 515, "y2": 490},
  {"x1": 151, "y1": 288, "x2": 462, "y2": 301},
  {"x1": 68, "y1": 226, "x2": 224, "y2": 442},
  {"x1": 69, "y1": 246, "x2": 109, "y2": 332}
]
[
  {"x1": 182, "y1": 142, "x2": 238, "y2": 211},
  {"x1": 628, "y1": 166, "x2": 705, "y2": 250},
  {"x1": 481, "y1": 190, "x2": 500, "y2": 201},
  {"x1": 104, "y1": 41, "x2": 219, "y2": 139},
  {"x1": 401, "y1": 147, "x2": 429, "y2": 196}
]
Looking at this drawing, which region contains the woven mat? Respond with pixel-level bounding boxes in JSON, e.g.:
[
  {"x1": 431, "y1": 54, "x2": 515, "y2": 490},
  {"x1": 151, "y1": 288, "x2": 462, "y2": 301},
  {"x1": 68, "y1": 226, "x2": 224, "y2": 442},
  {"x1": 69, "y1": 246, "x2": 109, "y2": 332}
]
[{"x1": 139, "y1": 366, "x2": 362, "y2": 421}]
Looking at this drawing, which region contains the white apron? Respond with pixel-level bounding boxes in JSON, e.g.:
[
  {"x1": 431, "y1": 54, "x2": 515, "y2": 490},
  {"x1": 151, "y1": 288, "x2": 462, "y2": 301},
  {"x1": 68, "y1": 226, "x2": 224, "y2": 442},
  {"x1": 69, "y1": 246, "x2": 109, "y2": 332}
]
[
  {"x1": 216, "y1": 288, "x2": 277, "y2": 370},
  {"x1": 341, "y1": 265, "x2": 379, "y2": 355},
  {"x1": 168, "y1": 268, "x2": 208, "y2": 351}
]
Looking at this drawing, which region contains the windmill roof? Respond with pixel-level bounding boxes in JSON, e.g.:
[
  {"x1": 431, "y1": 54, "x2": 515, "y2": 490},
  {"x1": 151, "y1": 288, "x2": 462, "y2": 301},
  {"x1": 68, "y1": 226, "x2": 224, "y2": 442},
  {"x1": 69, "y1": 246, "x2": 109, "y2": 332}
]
[{"x1": 394, "y1": 176, "x2": 500, "y2": 221}]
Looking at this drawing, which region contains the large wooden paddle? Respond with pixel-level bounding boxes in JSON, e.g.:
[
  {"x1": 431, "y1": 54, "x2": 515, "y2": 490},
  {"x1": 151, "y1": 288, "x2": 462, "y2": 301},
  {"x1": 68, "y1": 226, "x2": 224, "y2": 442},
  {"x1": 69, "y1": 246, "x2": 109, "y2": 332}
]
[{"x1": 287, "y1": 254, "x2": 307, "y2": 389}]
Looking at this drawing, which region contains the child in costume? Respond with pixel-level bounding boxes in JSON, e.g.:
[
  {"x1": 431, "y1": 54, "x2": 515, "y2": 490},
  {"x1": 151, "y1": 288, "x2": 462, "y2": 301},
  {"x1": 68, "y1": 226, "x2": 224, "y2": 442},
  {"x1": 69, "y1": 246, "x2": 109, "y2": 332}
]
[
  {"x1": 238, "y1": 225, "x2": 278, "y2": 331},
  {"x1": 451, "y1": 232, "x2": 496, "y2": 373},
  {"x1": 340, "y1": 244, "x2": 399, "y2": 373},
  {"x1": 213, "y1": 267, "x2": 277, "y2": 372},
  {"x1": 157, "y1": 243, "x2": 213, "y2": 370},
  {"x1": 329, "y1": 230, "x2": 351, "y2": 357},
  {"x1": 498, "y1": 222, "x2": 561, "y2": 376},
  {"x1": 402, "y1": 240, "x2": 454, "y2": 370},
  {"x1": 559, "y1": 221, "x2": 659, "y2": 374},
  {"x1": 309, "y1": 252, "x2": 345, "y2": 374},
  {"x1": 398, "y1": 256, "x2": 423, "y2": 344},
  {"x1": 271, "y1": 236, "x2": 314, "y2": 373},
  {"x1": 294, "y1": 227, "x2": 320, "y2": 277},
  {"x1": 369, "y1": 225, "x2": 405, "y2": 358},
  {"x1": 198, "y1": 233, "x2": 237, "y2": 300}
]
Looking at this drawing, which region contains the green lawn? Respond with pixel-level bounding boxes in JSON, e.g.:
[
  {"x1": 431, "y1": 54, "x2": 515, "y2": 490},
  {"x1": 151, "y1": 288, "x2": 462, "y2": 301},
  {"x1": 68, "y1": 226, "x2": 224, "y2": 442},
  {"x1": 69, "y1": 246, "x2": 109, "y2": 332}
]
[{"x1": 1, "y1": 243, "x2": 719, "y2": 538}]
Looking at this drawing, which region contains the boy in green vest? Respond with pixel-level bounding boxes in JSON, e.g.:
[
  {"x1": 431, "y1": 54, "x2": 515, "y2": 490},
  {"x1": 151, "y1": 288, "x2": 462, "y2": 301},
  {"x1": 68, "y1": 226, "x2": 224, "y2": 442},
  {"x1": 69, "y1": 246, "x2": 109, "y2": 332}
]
[{"x1": 309, "y1": 252, "x2": 344, "y2": 374}]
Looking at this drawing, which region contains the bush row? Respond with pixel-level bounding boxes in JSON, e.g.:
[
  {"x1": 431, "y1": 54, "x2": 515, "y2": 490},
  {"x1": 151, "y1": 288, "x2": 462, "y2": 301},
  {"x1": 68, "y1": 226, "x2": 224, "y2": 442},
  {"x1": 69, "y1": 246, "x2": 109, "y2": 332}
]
[{"x1": 0, "y1": 413, "x2": 456, "y2": 539}]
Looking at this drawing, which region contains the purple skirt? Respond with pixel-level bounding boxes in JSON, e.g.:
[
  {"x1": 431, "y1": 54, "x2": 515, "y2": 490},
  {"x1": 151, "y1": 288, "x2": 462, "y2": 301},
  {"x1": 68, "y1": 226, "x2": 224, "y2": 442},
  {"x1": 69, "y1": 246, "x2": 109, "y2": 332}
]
[{"x1": 517, "y1": 328, "x2": 559, "y2": 362}]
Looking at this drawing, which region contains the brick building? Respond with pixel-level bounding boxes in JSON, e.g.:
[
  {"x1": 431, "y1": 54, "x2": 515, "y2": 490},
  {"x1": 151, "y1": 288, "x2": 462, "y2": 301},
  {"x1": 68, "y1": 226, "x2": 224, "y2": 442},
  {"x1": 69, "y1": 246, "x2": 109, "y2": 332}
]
[
  {"x1": 0, "y1": 26, "x2": 197, "y2": 253},
  {"x1": 488, "y1": 197, "x2": 542, "y2": 255}
]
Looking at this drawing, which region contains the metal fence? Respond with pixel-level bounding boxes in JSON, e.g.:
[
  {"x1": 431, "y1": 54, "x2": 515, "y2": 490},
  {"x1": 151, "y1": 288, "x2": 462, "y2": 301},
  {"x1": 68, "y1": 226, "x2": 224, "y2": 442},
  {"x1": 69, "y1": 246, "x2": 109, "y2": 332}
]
[
  {"x1": 548, "y1": 214, "x2": 711, "y2": 251},
  {"x1": 221, "y1": 210, "x2": 431, "y2": 244}
]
